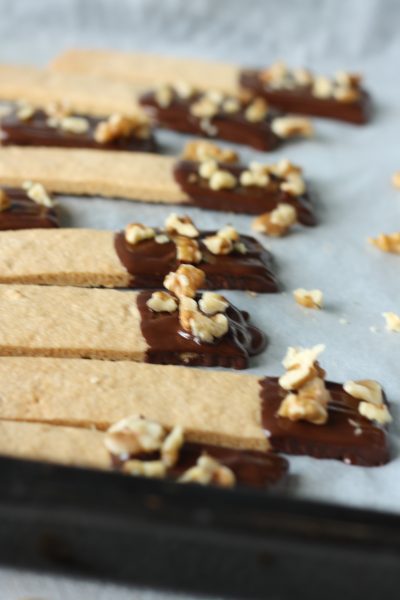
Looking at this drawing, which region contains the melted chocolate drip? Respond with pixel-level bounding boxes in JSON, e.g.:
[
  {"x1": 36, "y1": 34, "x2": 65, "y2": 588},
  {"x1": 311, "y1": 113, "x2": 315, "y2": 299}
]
[
  {"x1": 174, "y1": 160, "x2": 316, "y2": 224},
  {"x1": 0, "y1": 187, "x2": 59, "y2": 230},
  {"x1": 0, "y1": 107, "x2": 158, "y2": 152},
  {"x1": 139, "y1": 90, "x2": 281, "y2": 151},
  {"x1": 137, "y1": 291, "x2": 267, "y2": 369},
  {"x1": 259, "y1": 377, "x2": 390, "y2": 466},
  {"x1": 240, "y1": 70, "x2": 371, "y2": 125},
  {"x1": 114, "y1": 230, "x2": 279, "y2": 293},
  {"x1": 113, "y1": 441, "x2": 288, "y2": 488}
]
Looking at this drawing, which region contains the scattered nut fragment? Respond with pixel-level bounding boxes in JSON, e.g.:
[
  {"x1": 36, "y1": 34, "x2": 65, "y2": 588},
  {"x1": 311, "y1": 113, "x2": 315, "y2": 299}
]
[
  {"x1": 147, "y1": 291, "x2": 178, "y2": 313},
  {"x1": 155, "y1": 84, "x2": 173, "y2": 108},
  {"x1": 333, "y1": 86, "x2": 360, "y2": 103},
  {"x1": 260, "y1": 61, "x2": 288, "y2": 86},
  {"x1": 178, "y1": 296, "x2": 198, "y2": 331},
  {"x1": 125, "y1": 222, "x2": 155, "y2": 245},
  {"x1": 164, "y1": 264, "x2": 205, "y2": 298},
  {"x1": 22, "y1": 181, "x2": 54, "y2": 207},
  {"x1": 252, "y1": 203, "x2": 297, "y2": 237},
  {"x1": 312, "y1": 76, "x2": 333, "y2": 98},
  {"x1": 179, "y1": 455, "x2": 235, "y2": 487},
  {"x1": 122, "y1": 459, "x2": 167, "y2": 478},
  {"x1": 293, "y1": 288, "x2": 323, "y2": 309},
  {"x1": 94, "y1": 113, "x2": 150, "y2": 143},
  {"x1": 16, "y1": 102, "x2": 35, "y2": 121},
  {"x1": 174, "y1": 80, "x2": 195, "y2": 99},
  {"x1": 217, "y1": 225, "x2": 239, "y2": 242},
  {"x1": 358, "y1": 402, "x2": 392, "y2": 425},
  {"x1": 335, "y1": 71, "x2": 362, "y2": 88},
  {"x1": 343, "y1": 380, "x2": 383, "y2": 406},
  {"x1": 279, "y1": 344, "x2": 326, "y2": 391},
  {"x1": 280, "y1": 174, "x2": 306, "y2": 196},
  {"x1": 271, "y1": 116, "x2": 314, "y2": 139},
  {"x1": 155, "y1": 234, "x2": 170, "y2": 244},
  {"x1": 293, "y1": 67, "x2": 313, "y2": 86},
  {"x1": 198, "y1": 159, "x2": 218, "y2": 179},
  {"x1": 161, "y1": 426, "x2": 184, "y2": 467},
  {"x1": 46, "y1": 100, "x2": 71, "y2": 119},
  {"x1": 105, "y1": 415, "x2": 165, "y2": 457},
  {"x1": 278, "y1": 383, "x2": 328, "y2": 425},
  {"x1": 392, "y1": 171, "x2": 400, "y2": 189},
  {"x1": 369, "y1": 233, "x2": 400, "y2": 254},
  {"x1": 199, "y1": 292, "x2": 229, "y2": 315},
  {"x1": 244, "y1": 97, "x2": 269, "y2": 122},
  {"x1": 0, "y1": 189, "x2": 10, "y2": 212},
  {"x1": 190, "y1": 96, "x2": 219, "y2": 118},
  {"x1": 240, "y1": 169, "x2": 269, "y2": 188},
  {"x1": 183, "y1": 140, "x2": 238, "y2": 164},
  {"x1": 203, "y1": 234, "x2": 233, "y2": 255},
  {"x1": 382, "y1": 312, "x2": 400, "y2": 332},
  {"x1": 165, "y1": 213, "x2": 199, "y2": 238},
  {"x1": 209, "y1": 170, "x2": 237, "y2": 191},
  {"x1": 269, "y1": 158, "x2": 302, "y2": 178},
  {"x1": 222, "y1": 98, "x2": 240, "y2": 113},
  {"x1": 189, "y1": 310, "x2": 229, "y2": 343},
  {"x1": 59, "y1": 116, "x2": 90, "y2": 134},
  {"x1": 175, "y1": 236, "x2": 202, "y2": 264}
]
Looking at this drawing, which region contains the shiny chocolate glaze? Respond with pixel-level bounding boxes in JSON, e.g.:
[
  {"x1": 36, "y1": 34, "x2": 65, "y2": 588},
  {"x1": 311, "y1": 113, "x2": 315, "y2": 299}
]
[
  {"x1": 0, "y1": 186, "x2": 59, "y2": 230},
  {"x1": 174, "y1": 160, "x2": 316, "y2": 224},
  {"x1": 240, "y1": 70, "x2": 371, "y2": 125},
  {"x1": 260, "y1": 377, "x2": 390, "y2": 466},
  {"x1": 137, "y1": 290, "x2": 267, "y2": 369},
  {"x1": 139, "y1": 90, "x2": 281, "y2": 151},
  {"x1": 114, "y1": 230, "x2": 279, "y2": 293},
  {"x1": 0, "y1": 107, "x2": 158, "y2": 152},
  {"x1": 113, "y1": 441, "x2": 288, "y2": 488}
]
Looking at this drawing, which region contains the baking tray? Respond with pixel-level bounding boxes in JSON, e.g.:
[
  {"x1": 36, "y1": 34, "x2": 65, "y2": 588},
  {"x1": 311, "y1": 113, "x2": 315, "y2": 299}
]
[{"x1": 0, "y1": 455, "x2": 399, "y2": 599}]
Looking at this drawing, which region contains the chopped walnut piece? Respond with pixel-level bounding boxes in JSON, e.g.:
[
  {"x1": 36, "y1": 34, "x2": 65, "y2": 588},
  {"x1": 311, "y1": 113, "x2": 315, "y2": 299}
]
[
  {"x1": 382, "y1": 312, "x2": 400, "y2": 332},
  {"x1": 0, "y1": 189, "x2": 10, "y2": 212},
  {"x1": 124, "y1": 222, "x2": 155, "y2": 245},
  {"x1": 178, "y1": 296, "x2": 198, "y2": 332},
  {"x1": 343, "y1": 380, "x2": 383, "y2": 406},
  {"x1": 22, "y1": 181, "x2": 54, "y2": 207},
  {"x1": 223, "y1": 98, "x2": 240, "y2": 113},
  {"x1": 260, "y1": 61, "x2": 288, "y2": 86},
  {"x1": 312, "y1": 76, "x2": 333, "y2": 98},
  {"x1": 392, "y1": 171, "x2": 400, "y2": 189},
  {"x1": 335, "y1": 71, "x2": 362, "y2": 88},
  {"x1": 146, "y1": 291, "x2": 178, "y2": 313},
  {"x1": 179, "y1": 455, "x2": 235, "y2": 487},
  {"x1": 155, "y1": 84, "x2": 173, "y2": 108},
  {"x1": 122, "y1": 459, "x2": 167, "y2": 478},
  {"x1": 269, "y1": 158, "x2": 302, "y2": 178},
  {"x1": 333, "y1": 86, "x2": 360, "y2": 103},
  {"x1": 217, "y1": 225, "x2": 239, "y2": 242},
  {"x1": 278, "y1": 382, "x2": 329, "y2": 425},
  {"x1": 45, "y1": 100, "x2": 72, "y2": 119},
  {"x1": 182, "y1": 140, "x2": 238, "y2": 164},
  {"x1": 189, "y1": 311, "x2": 229, "y2": 343},
  {"x1": 244, "y1": 97, "x2": 269, "y2": 122},
  {"x1": 279, "y1": 344, "x2": 326, "y2": 391},
  {"x1": 252, "y1": 203, "x2": 297, "y2": 237},
  {"x1": 358, "y1": 402, "x2": 392, "y2": 425},
  {"x1": 190, "y1": 96, "x2": 219, "y2": 118},
  {"x1": 209, "y1": 170, "x2": 237, "y2": 191},
  {"x1": 164, "y1": 264, "x2": 205, "y2": 299},
  {"x1": 271, "y1": 116, "x2": 314, "y2": 139},
  {"x1": 294, "y1": 288, "x2": 323, "y2": 309},
  {"x1": 199, "y1": 292, "x2": 229, "y2": 315},
  {"x1": 175, "y1": 236, "x2": 202, "y2": 264},
  {"x1": 369, "y1": 233, "x2": 400, "y2": 254},
  {"x1": 94, "y1": 113, "x2": 150, "y2": 143},
  {"x1": 161, "y1": 426, "x2": 184, "y2": 467},
  {"x1": 203, "y1": 234, "x2": 233, "y2": 255},
  {"x1": 59, "y1": 116, "x2": 90, "y2": 134},
  {"x1": 280, "y1": 174, "x2": 306, "y2": 196},
  {"x1": 240, "y1": 169, "x2": 269, "y2": 188},
  {"x1": 16, "y1": 102, "x2": 34, "y2": 121},
  {"x1": 165, "y1": 213, "x2": 199, "y2": 238},
  {"x1": 293, "y1": 68, "x2": 313, "y2": 86},
  {"x1": 198, "y1": 159, "x2": 218, "y2": 179},
  {"x1": 105, "y1": 415, "x2": 165, "y2": 457},
  {"x1": 155, "y1": 234, "x2": 170, "y2": 244},
  {"x1": 174, "y1": 80, "x2": 195, "y2": 99}
]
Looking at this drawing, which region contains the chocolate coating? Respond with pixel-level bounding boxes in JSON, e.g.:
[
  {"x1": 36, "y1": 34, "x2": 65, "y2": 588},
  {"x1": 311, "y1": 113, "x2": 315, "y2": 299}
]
[
  {"x1": 240, "y1": 70, "x2": 371, "y2": 125},
  {"x1": 114, "y1": 441, "x2": 288, "y2": 488},
  {"x1": 174, "y1": 160, "x2": 316, "y2": 224},
  {"x1": 0, "y1": 187, "x2": 59, "y2": 230},
  {"x1": 139, "y1": 90, "x2": 281, "y2": 151},
  {"x1": 114, "y1": 230, "x2": 279, "y2": 293},
  {"x1": 260, "y1": 377, "x2": 390, "y2": 466},
  {"x1": 0, "y1": 107, "x2": 157, "y2": 152},
  {"x1": 137, "y1": 291, "x2": 267, "y2": 369}
]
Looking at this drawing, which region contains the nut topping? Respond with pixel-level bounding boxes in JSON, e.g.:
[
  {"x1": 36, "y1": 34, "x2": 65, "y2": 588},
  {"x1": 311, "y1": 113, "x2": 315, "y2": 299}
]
[
  {"x1": 164, "y1": 264, "x2": 205, "y2": 298},
  {"x1": 382, "y1": 312, "x2": 400, "y2": 332},
  {"x1": 271, "y1": 116, "x2": 314, "y2": 139},
  {"x1": 22, "y1": 181, "x2": 54, "y2": 207},
  {"x1": 190, "y1": 97, "x2": 219, "y2": 118},
  {"x1": 293, "y1": 288, "x2": 323, "y2": 309},
  {"x1": 199, "y1": 292, "x2": 229, "y2": 315},
  {"x1": 174, "y1": 236, "x2": 202, "y2": 264},
  {"x1": 58, "y1": 116, "x2": 90, "y2": 134},
  {"x1": 358, "y1": 402, "x2": 392, "y2": 425},
  {"x1": 369, "y1": 233, "x2": 400, "y2": 254},
  {"x1": 179, "y1": 455, "x2": 235, "y2": 487},
  {"x1": 280, "y1": 174, "x2": 306, "y2": 196},
  {"x1": 0, "y1": 189, "x2": 10, "y2": 212},
  {"x1": 178, "y1": 296, "x2": 198, "y2": 331},
  {"x1": 279, "y1": 344, "x2": 326, "y2": 391},
  {"x1": 189, "y1": 311, "x2": 229, "y2": 343},
  {"x1": 252, "y1": 203, "x2": 297, "y2": 237},
  {"x1": 269, "y1": 158, "x2": 302, "y2": 178},
  {"x1": 124, "y1": 222, "x2": 155, "y2": 245},
  {"x1": 344, "y1": 380, "x2": 392, "y2": 425},
  {"x1": 16, "y1": 102, "x2": 35, "y2": 121},
  {"x1": 203, "y1": 234, "x2": 233, "y2": 255},
  {"x1": 183, "y1": 140, "x2": 238, "y2": 164},
  {"x1": 209, "y1": 170, "x2": 237, "y2": 191},
  {"x1": 94, "y1": 113, "x2": 150, "y2": 143},
  {"x1": 244, "y1": 98, "x2": 269, "y2": 122},
  {"x1": 312, "y1": 76, "x2": 333, "y2": 99},
  {"x1": 105, "y1": 414, "x2": 165, "y2": 457},
  {"x1": 155, "y1": 84, "x2": 173, "y2": 108},
  {"x1": 174, "y1": 80, "x2": 195, "y2": 99},
  {"x1": 198, "y1": 159, "x2": 218, "y2": 179},
  {"x1": 161, "y1": 425, "x2": 184, "y2": 467},
  {"x1": 222, "y1": 98, "x2": 240, "y2": 113},
  {"x1": 240, "y1": 169, "x2": 270, "y2": 188},
  {"x1": 147, "y1": 291, "x2": 178, "y2": 313},
  {"x1": 165, "y1": 213, "x2": 199, "y2": 238},
  {"x1": 122, "y1": 459, "x2": 167, "y2": 478},
  {"x1": 217, "y1": 225, "x2": 240, "y2": 242}
]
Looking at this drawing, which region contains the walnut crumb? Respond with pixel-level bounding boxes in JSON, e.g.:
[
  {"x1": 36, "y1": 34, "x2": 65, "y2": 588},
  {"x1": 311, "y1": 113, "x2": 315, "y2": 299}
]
[
  {"x1": 183, "y1": 140, "x2": 238, "y2": 164},
  {"x1": 59, "y1": 116, "x2": 90, "y2": 134},
  {"x1": 16, "y1": 102, "x2": 35, "y2": 121},
  {"x1": 161, "y1": 426, "x2": 184, "y2": 467},
  {"x1": 199, "y1": 292, "x2": 229, "y2": 315},
  {"x1": 22, "y1": 181, "x2": 54, "y2": 207},
  {"x1": 198, "y1": 159, "x2": 218, "y2": 179},
  {"x1": 179, "y1": 455, "x2": 235, "y2": 487},
  {"x1": 293, "y1": 288, "x2": 323, "y2": 309},
  {"x1": 164, "y1": 264, "x2": 205, "y2": 298},
  {"x1": 244, "y1": 97, "x2": 269, "y2": 122},
  {"x1": 280, "y1": 174, "x2": 306, "y2": 196},
  {"x1": 369, "y1": 233, "x2": 400, "y2": 254},
  {"x1": 124, "y1": 222, "x2": 155, "y2": 245},
  {"x1": 147, "y1": 291, "x2": 178, "y2": 313},
  {"x1": 252, "y1": 203, "x2": 297, "y2": 237},
  {"x1": 190, "y1": 96, "x2": 219, "y2": 118},
  {"x1": 344, "y1": 380, "x2": 392, "y2": 425},
  {"x1": 240, "y1": 169, "x2": 269, "y2": 188},
  {"x1": 312, "y1": 76, "x2": 333, "y2": 99},
  {"x1": 122, "y1": 459, "x2": 167, "y2": 478},
  {"x1": 209, "y1": 170, "x2": 237, "y2": 191},
  {"x1": 105, "y1": 415, "x2": 165, "y2": 457},
  {"x1": 165, "y1": 213, "x2": 199, "y2": 238},
  {"x1": 203, "y1": 234, "x2": 233, "y2": 255},
  {"x1": 271, "y1": 116, "x2": 314, "y2": 138},
  {"x1": 279, "y1": 344, "x2": 326, "y2": 391},
  {"x1": 155, "y1": 84, "x2": 173, "y2": 108},
  {"x1": 174, "y1": 236, "x2": 202, "y2": 264},
  {"x1": 0, "y1": 189, "x2": 10, "y2": 212},
  {"x1": 382, "y1": 312, "x2": 400, "y2": 332},
  {"x1": 94, "y1": 113, "x2": 150, "y2": 143}
]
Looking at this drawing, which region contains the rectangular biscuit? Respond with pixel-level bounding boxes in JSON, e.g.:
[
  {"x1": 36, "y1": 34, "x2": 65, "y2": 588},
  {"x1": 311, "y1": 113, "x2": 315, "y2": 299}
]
[
  {"x1": 0, "y1": 357, "x2": 267, "y2": 451},
  {"x1": 0, "y1": 64, "x2": 143, "y2": 117},
  {"x1": 50, "y1": 49, "x2": 239, "y2": 94}
]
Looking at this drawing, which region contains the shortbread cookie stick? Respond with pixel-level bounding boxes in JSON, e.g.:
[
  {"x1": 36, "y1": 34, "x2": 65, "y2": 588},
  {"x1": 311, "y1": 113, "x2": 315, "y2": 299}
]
[
  {"x1": 0, "y1": 145, "x2": 315, "y2": 222},
  {"x1": 50, "y1": 49, "x2": 239, "y2": 94},
  {"x1": 0, "y1": 353, "x2": 390, "y2": 465},
  {"x1": 0, "y1": 64, "x2": 143, "y2": 116},
  {"x1": 0, "y1": 226, "x2": 278, "y2": 292},
  {"x1": 0, "y1": 284, "x2": 265, "y2": 369}
]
